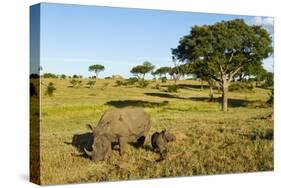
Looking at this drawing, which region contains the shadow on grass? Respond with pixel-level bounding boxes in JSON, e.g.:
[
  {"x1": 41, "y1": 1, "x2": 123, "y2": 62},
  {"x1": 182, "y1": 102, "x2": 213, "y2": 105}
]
[
  {"x1": 105, "y1": 100, "x2": 169, "y2": 108},
  {"x1": 144, "y1": 92, "x2": 187, "y2": 100},
  {"x1": 161, "y1": 83, "x2": 210, "y2": 90},
  {"x1": 188, "y1": 97, "x2": 256, "y2": 107}
]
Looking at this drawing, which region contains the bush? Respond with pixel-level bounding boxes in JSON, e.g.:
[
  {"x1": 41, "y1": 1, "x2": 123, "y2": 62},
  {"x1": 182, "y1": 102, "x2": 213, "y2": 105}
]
[
  {"x1": 69, "y1": 79, "x2": 82, "y2": 88},
  {"x1": 126, "y1": 77, "x2": 139, "y2": 85},
  {"x1": 45, "y1": 82, "x2": 56, "y2": 96},
  {"x1": 138, "y1": 80, "x2": 149, "y2": 88},
  {"x1": 60, "y1": 74, "x2": 66, "y2": 79},
  {"x1": 115, "y1": 80, "x2": 127, "y2": 87},
  {"x1": 86, "y1": 80, "x2": 96, "y2": 88},
  {"x1": 155, "y1": 83, "x2": 161, "y2": 89},
  {"x1": 167, "y1": 84, "x2": 178, "y2": 92},
  {"x1": 267, "y1": 89, "x2": 274, "y2": 105},
  {"x1": 161, "y1": 77, "x2": 167, "y2": 83},
  {"x1": 43, "y1": 73, "x2": 57, "y2": 78},
  {"x1": 229, "y1": 82, "x2": 254, "y2": 92}
]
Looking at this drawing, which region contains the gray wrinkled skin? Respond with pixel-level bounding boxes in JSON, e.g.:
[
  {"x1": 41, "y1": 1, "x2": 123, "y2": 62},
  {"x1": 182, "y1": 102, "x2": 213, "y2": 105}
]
[
  {"x1": 84, "y1": 108, "x2": 151, "y2": 161},
  {"x1": 151, "y1": 129, "x2": 176, "y2": 160}
]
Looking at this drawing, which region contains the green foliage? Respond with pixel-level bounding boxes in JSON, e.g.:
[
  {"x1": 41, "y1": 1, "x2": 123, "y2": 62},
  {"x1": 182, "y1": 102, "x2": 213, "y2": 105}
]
[
  {"x1": 167, "y1": 84, "x2": 178, "y2": 92},
  {"x1": 44, "y1": 82, "x2": 56, "y2": 96},
  {"x1": 267, "y1": 89, "x2": 274, "y2": 105},
  {"x1": 43, "y1": 73, "x2": 58, "y2": 78},
  {"x1": 115, "y1": 80, "x2": 127, "y2": 87},
  {"x1": 172, "y1": 19, "x2": 273, "y2": 111},
  {"x1": 261, "y1": 72, "x2": 274, "y2": 88},
  {"x1": 130, "y1": 61, "x2": 155, "y2": 79},
  {"x1": 137, "y1": 80, "x2": 149, "y2": 88},
  {"x1": 161, "y1": 77, "x2": 167, "y2": 83},
  {"x1": 229, "y1": 82, "x2": 254, "y2": 92},
  {"x1": 126, "y1": 77, "x2": 139, "y2": 85},
  {"x1": 69, "y1": 79, "x2": 83, "y2": 88},
  {"x1": 60, "y1": 74, "x2": 66, "y2": 79},
  {"x1": 88, "y1": 64, "x2": 105, "y2": 78},
  {"x1": 154, "y1": 66, "x2": 171, "y2": 78},
  {"x1": 154, "y1": 83, "x2": 161, "y2": 89},
  {"x1": 86, "y1": 80, "x2": 96, "y2": 88}
]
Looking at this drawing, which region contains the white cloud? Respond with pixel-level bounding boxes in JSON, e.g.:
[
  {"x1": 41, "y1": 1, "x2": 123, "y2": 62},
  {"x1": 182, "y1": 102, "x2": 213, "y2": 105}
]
[
  {"x1": 251, "y1": 16, "x2": 263, "y2": 25},
  {"x1": 248, "y1": 16, "x2": 274, "y2": 35},
  {"x1": 263, "y1": 17, "x2": 274, "y2": 26}
]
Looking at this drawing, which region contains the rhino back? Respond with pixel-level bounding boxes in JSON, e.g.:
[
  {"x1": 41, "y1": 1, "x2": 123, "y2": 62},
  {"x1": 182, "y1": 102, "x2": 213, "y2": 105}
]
[{"x1": 95, "y1": 108, "x2": 151, "y2": 140}]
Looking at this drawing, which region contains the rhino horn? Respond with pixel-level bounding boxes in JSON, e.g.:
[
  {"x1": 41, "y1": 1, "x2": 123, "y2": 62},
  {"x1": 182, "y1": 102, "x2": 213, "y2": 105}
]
[{"x1": 84, "y1": 148, "x2": 93, "y2": 157}]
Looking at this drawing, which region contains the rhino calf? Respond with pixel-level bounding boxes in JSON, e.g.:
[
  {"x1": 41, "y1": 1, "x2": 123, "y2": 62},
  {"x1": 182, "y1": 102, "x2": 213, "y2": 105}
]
[
  {"x1": 84, "y1": 108, "x2": 151, "y2": 161},
  {"x1": 151, "y1": 129, "x2": 176, "y2": 160}
]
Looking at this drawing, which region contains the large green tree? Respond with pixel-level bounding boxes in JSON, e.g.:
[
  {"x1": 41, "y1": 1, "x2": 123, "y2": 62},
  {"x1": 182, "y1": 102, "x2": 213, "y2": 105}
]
[
  {"x1": 130, "y1": 61, "x2": 155, "y2": 80},
  {"x1": 88, "y1": 64, "x2": 105, "y2": 78},
  {"x1": 172, "y1": 19, "x2": 273, "y2": 111}
]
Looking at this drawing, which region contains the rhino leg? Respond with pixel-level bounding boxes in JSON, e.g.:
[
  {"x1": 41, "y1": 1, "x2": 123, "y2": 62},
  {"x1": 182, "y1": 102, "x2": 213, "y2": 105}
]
[
  {"x1": 119, "y1": 137, "x2": 128, "y2": 156},
  {"x1": 158, "y1": 144, "x2": 168, "y2": 159}
]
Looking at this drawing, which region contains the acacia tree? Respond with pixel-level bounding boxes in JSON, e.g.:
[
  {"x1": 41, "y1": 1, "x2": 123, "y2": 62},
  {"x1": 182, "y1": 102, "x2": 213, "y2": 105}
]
[
  {"x1": 130, "y1": 61, "x2": 155, "y2": 80},
  {"x1": 154, "y1": 66, "x2": 171, "y2": 79},
  {"x1": 88, "y1": 64, "x2": 105, "y2": 78},
  {"x1": 172, "y1": 19, "x2": 273, "y2": 112}
]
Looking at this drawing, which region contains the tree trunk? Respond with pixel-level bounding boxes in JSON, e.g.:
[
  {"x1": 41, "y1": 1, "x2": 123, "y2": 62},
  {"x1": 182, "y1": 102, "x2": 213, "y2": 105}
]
[{"x1": 221, "y1": 81, "x2": 229, "y2": 112}]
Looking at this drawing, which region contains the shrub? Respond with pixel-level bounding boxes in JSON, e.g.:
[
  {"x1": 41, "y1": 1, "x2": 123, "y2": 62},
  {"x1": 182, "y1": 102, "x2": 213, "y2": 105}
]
[
  {"x1": 126, "y1": 77, "x2": 139, "y2": 85},
  {"x1": 229, "y1": 82, "x2": 254, "y2": 92},
  {"x1": 115, "y1": 80, "x2": 127, "y2": 87},
  {"x1": 167, "y1": 84, "x2": 178, "y2": 92},
  {"x1": 155, "y1": 83, "x2": 161, "y2": 89},
  {"x1": 86, "y1": 80, "x2": 96, "y2": 88},
  {"x1": 70, "y1": 79, "x2": 82, "y2": 88},
  {"x1": 267, "y1": 89, "x2": 274, "y2": 105},
  {"x1": 43, "y1": 73, "x2": 57, "y2": 78},
  {"x1": 45, "y1": 82, "x2": 56, "y2": 96},
  {"x1": 161, "y1": 77, "x2": 167, "y2": 83},
  {"x1": 137, "y1": 80, "x2": 149, "y2": 88}
]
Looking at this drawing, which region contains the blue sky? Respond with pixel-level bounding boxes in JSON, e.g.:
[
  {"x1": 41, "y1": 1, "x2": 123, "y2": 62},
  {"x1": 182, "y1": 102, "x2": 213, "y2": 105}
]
[{"x1": 37, "y1": 3, "x2": 274, "y2": 78}]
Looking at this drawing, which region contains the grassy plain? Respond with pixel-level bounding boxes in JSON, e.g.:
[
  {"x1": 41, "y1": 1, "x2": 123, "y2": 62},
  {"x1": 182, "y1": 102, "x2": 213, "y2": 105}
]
[{"x1": 37, "y1": 78, "x2": 273, "y2": 185}]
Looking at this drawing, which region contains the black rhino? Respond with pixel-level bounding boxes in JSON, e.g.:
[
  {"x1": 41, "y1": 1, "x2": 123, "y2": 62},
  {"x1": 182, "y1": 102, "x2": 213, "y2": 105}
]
[{"x1": 84, "y1": 108, "x2": 151, "y2": 161}]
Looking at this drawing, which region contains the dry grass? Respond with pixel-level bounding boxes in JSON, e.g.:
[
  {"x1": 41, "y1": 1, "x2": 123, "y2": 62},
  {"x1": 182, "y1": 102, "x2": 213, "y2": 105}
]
[{"x1": 36, "y1": 78, "x2": 273, "y2": 185}]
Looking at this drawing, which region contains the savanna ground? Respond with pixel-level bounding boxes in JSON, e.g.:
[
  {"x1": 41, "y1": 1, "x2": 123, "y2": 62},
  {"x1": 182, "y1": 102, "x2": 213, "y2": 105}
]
[{"x1": 34, "y1": 78, "x2": 273, "y2": 185}]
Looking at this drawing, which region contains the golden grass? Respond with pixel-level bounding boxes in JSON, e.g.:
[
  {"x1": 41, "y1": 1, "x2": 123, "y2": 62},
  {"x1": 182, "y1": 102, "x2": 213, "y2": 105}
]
[{"x1": 36, "y1": 78, "x2": 273, "y2": 185}]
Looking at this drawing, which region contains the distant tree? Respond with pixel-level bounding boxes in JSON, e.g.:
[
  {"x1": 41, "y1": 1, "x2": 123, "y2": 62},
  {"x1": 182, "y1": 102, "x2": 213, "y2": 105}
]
[
  {"x1": 45, "y1": 82, "x2": 56, "y2": 96},
  {"x1": 43, "y1": 73, "x2": 57, "y2": 78},
  {"x1": 154, "y1": 66, "x2": 171, "y2": 79},
  {"x1": 130, "y1": 61, "x2": 155, "y2": 80},
  {"x1": 88, "y1": 64, "x2": 105, "y2": 78},
  {"x1": 60, "y1": 74, "x2": 66, "y2": 79},
  {"x1": 73, "y1": 74, "x2": 79, "y2": 79},
  {"x1": 172, "y1": 19, "x2": 273, "y2": 111}
]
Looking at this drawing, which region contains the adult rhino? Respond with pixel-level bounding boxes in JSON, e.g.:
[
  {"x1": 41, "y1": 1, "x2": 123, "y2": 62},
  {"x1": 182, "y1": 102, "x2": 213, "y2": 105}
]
[{"x1": 84, "y1": 108, "x2": 151, "y2": 161}]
